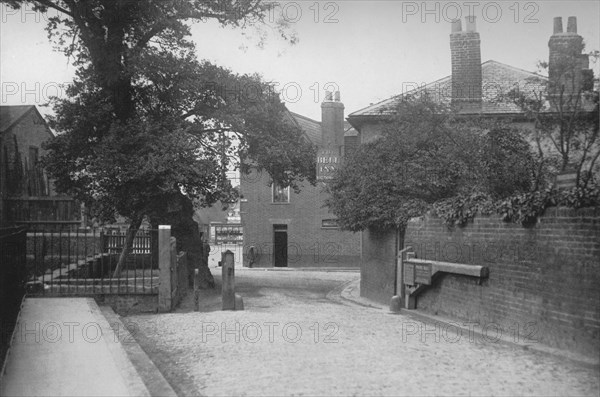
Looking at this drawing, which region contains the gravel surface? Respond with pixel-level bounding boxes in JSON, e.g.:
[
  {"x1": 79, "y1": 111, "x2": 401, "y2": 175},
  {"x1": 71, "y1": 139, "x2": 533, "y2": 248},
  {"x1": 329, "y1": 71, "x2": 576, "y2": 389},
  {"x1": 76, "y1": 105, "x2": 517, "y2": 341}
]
[{"x1": 126, "y1": 269, "x2": 600, "y2": 396}]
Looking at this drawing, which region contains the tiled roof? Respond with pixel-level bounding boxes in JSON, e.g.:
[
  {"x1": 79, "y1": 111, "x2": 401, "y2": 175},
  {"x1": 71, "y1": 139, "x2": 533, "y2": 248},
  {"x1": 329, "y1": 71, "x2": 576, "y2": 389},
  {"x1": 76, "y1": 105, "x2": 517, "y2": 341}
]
[
  {"x1": 348, "y1": 60, "x2": 548, "y2": 119},
  {"x1": 289, "y1": 111, "x2": 322, "y2": 145},
  {"x1": 0, "y1": 105, "x2": 36, "y2": 133},
  {"x1": 344, "y1": 121, "x2": 358, "y2": 137}
]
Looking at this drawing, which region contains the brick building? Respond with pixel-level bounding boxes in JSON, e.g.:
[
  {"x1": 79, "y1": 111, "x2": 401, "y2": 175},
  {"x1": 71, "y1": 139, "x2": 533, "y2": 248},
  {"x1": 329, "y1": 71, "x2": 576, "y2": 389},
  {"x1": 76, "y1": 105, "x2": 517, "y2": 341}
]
[{"x1": 240, "y1": 95, "x2": 361, "y2": 268}]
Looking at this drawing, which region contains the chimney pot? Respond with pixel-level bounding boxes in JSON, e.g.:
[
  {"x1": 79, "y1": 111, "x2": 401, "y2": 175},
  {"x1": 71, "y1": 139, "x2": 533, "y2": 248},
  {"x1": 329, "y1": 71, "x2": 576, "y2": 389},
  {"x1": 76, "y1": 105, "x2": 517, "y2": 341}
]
[
  {"x1": 465, "y1": 16, "x2": 476, "y2": 32},
  {"x1": 325, "y1": 91, "x2": 333, "y2": 101},
  {"x1": 567, "y1": 16, "x2": 577, "y2": 33},
  {"x1": 553, "y1": 17, "x2": 563, "y2": 34},
  {"x1": 451, "y1": 19, "x2": 462, "y2": 33},
  {"x1": 334, "y1": 91, "x2": 340, "y2": 102}
]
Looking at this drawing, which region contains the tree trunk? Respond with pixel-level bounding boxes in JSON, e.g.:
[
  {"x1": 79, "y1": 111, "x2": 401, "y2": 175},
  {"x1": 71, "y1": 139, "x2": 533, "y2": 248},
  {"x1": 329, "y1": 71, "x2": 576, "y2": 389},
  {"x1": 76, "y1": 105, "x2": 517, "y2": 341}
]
[
  {"x1": 112, "y1": 215, "x2": 143, "y2": 278},
  {"x1": 149, "y1": 193, "x2": 215, "y2": 289}
]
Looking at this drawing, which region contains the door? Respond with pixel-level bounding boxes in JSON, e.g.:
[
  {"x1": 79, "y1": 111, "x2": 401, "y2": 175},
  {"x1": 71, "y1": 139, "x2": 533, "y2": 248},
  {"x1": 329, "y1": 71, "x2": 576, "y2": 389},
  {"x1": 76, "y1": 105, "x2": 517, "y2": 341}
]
[{"x1": 273, "y1": 224, "x2": 288, "y2": 267}]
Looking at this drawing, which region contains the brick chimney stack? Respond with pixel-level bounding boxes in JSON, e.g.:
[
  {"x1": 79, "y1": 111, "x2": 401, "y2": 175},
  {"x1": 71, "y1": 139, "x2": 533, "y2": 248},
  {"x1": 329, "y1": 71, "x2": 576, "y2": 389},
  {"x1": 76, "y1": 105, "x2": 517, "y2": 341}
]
[
  {"x1": 548, "y1": 16, "x2": 593, "y2": 98},
  {"x1": 321, "y1": 90, "x2": 344, "y2": 151},
  {"x1": 450, "y1": 16, "x2": 482, "y2": 108}
]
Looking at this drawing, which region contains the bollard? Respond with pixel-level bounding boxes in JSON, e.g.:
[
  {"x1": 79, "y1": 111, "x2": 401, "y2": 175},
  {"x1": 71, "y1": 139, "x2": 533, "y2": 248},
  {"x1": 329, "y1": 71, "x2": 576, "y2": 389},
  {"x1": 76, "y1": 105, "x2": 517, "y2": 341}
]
[
  {"x1": 234, "y1": 293, "x2": 244, "y2": 310},
  {"x1": 194, "y1": 269, "x2": 199, "y2": 312},
  {"x1": 389, "y1": 295, "x2": 402, "y2": 313},
  {"x1": 222, "y1": 250, "x2": 236, "y2": 310}
]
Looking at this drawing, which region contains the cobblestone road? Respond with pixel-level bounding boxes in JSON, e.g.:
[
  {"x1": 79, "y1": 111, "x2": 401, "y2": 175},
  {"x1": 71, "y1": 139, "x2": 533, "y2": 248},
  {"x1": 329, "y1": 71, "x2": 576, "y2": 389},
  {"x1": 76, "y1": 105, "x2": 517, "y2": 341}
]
[{"x1": 128, "y1": 270, "x2": 600, "y2": 396}]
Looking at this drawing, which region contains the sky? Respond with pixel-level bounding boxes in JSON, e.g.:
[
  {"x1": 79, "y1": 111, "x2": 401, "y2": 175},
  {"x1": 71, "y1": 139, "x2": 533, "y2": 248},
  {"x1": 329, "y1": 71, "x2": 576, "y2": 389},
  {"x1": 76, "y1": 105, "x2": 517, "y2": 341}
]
[{"x1": 1, "y1": 1, "x2": 599, "y2": 122}]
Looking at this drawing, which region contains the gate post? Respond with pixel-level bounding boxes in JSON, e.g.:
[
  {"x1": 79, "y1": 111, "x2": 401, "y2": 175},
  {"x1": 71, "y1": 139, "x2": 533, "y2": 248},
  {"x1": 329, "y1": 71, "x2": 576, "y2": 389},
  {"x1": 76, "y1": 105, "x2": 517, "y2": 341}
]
[
  {"x1": 158, "y1": 225, "x2": 172, "y2": 312},
  {"x1": 390, "y1": 247, "x2": 412, "y2": 312},
  {"x1": 221, "y1": 250, "x2": 243, "y2": 310}
]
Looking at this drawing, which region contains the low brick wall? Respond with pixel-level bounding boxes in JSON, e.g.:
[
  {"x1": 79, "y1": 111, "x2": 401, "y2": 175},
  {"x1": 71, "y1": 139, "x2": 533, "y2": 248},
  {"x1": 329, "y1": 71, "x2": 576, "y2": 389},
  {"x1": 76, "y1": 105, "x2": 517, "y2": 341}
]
[
  {"x1": 360, "y1": 207, "x2": 600, "y2": 356},
  {"x1": 97, "y1": 294, "x2": 158, "y2": 316},
  {"x1": 404, "y1": 207, "x2": 600, "y2": 356}
]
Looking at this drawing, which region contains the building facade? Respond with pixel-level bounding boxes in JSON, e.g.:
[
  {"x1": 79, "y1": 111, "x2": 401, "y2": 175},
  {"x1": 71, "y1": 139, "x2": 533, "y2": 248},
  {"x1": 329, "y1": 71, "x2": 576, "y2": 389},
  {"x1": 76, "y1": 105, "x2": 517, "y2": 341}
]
[
  {"x1": 240, "y1": 95, "x2": 361, "y2": 268},
  {"x1": 0, "y1": 105, "x2": 80, "y2": 229}
]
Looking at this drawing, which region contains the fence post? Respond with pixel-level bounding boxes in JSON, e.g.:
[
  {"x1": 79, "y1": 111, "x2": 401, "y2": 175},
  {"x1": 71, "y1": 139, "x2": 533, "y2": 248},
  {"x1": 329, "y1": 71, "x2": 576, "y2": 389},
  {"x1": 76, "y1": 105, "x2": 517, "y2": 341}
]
[
  {"x1": 158, "y1": 225, "x2": 172, "y2": 312},
  {"x1": 194, "y1": 269, "x2": 199, "y2": 311}
]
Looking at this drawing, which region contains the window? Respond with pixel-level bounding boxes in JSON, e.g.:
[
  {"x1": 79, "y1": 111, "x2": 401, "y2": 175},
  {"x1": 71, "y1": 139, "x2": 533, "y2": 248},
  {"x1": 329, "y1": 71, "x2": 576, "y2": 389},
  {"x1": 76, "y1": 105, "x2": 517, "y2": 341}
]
[
  {"x1": 322, "y1": 219, "x2": 339, "y2": 228},
  {"x1": 272, "y1": 182, "x2": 290, "y2": 203},
  {"x1": 29, "y1": 146, "x2": 39, "y2": 167}
]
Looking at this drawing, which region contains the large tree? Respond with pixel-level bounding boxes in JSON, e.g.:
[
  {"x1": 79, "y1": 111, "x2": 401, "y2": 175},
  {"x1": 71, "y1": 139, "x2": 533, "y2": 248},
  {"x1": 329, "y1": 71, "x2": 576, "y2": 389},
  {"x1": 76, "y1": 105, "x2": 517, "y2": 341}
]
[{"x1": 4, "y1": 0, "x2": 316, "y2": 286}]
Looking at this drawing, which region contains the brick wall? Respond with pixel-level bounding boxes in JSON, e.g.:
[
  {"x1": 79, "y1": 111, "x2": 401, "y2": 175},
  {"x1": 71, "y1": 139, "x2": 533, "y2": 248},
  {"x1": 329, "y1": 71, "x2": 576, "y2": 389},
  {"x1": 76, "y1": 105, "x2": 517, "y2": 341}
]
[
  {"x1": 401, "y1": 207, "x2": 600, "y2": 357},
  {"x1": 241, "y1": 170, "x2": 361, "y2": 268}
]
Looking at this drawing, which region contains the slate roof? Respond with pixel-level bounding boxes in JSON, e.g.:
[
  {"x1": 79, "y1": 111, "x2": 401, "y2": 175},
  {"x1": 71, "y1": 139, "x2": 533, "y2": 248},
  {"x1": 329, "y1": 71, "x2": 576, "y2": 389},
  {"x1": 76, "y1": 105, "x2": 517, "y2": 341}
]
[
  {"x1": 287, "y1": 111, "x2": 358, "y2": 145},
  {"x1": 0, "y1": 105, "x2": 37, "y2": 133},
  {"x1": 348, "y1": 60, "x2": 549, "y2": 121},
  {"x1": 289, "y1": 111, "x2": 322, "y2": 145},
  {"x1": 344, "y1": 122, "x2": 358, "y2": 137}
]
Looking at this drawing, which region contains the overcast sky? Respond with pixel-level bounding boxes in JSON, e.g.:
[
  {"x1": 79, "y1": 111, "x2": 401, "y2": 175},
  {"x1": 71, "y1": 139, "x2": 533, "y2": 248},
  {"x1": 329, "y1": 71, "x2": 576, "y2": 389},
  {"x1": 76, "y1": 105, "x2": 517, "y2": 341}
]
[{"x1": 1, "y1": 1, "x2": 599, "y2": 121}]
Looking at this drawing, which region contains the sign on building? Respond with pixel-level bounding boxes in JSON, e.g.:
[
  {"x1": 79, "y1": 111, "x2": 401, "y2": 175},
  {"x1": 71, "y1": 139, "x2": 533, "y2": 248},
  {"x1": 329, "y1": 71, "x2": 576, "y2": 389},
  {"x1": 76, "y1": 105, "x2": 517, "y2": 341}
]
[{"x1": 316, "y1": 148, "x2": 341, "y2": 182}]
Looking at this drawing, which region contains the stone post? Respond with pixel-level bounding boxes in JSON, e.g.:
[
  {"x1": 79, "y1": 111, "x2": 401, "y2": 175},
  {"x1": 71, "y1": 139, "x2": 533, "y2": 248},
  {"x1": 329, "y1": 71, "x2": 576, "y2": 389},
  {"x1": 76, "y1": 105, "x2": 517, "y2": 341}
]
[
  {"x1": 222, "y1": 250, "x2": 235, "y2": 310},
  {"x1": 158, "y1": 225, "x2": 172, "y2": 312},
  {"x1": 194, "y1": 269, "x2": 199, "y2": 312}
]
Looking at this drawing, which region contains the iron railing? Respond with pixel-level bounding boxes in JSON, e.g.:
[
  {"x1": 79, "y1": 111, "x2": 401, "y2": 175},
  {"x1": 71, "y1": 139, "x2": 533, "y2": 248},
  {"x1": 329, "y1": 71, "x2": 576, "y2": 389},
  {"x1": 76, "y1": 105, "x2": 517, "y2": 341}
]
[{"x1": 25, "y1": 226, "x2": 159, "y2": 296}]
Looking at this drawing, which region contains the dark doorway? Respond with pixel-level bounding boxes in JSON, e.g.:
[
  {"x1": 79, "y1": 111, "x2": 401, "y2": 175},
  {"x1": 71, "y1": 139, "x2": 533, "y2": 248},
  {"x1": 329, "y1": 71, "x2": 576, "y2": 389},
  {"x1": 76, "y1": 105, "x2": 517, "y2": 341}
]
[{"x1": 273, "y1": 224, "x2": 288, "y2": 267}]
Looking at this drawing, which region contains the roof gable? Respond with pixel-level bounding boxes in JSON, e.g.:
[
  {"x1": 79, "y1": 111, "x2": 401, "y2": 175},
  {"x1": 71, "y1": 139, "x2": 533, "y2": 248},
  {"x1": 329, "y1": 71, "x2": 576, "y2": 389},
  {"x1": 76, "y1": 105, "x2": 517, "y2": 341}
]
[
  {"x1": 0, "y1": 105, "x2": 54, "y2": 140},
  {"x1": 1, "y1": 105, "x2": 36, "y2": 133},
  {"x1": 288, "y1": 111, "x2": 322, "y2": 145},
  {"x1": 348, "y1": 60, "x2": 548, "y2": 118}
]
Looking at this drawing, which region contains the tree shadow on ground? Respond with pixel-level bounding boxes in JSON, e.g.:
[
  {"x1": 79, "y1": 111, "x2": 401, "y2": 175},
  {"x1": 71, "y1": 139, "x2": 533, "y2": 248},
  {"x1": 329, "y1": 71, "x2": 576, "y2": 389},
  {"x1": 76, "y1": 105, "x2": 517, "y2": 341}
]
[{"x1": 174, "y1": 279, "x2": 265, "y2": 313}]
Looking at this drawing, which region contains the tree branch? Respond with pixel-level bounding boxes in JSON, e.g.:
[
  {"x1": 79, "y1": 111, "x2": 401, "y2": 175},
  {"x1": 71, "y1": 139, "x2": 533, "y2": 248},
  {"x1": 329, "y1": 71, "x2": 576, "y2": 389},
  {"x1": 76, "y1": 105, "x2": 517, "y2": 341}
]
[{"x1": 33, "y1": 0, "x2": 73, "y2": 17}]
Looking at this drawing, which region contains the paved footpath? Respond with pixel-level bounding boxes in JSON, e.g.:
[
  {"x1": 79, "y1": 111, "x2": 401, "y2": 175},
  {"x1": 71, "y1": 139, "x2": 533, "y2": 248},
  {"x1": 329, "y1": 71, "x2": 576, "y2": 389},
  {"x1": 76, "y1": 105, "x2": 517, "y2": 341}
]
[
  {"x1": 0, "y1": 297, "x2": 150, "y2": 396},
  {"x1": 129, "y1": 269, "x2": 600, "y2": 396}
]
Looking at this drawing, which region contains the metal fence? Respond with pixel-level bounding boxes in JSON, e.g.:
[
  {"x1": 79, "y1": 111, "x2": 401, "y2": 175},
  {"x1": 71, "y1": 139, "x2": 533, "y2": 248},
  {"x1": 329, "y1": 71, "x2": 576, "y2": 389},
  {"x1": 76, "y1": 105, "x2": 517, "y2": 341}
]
[{"x1": 25, "y1": 226, "x2": 159, "y2": 296}]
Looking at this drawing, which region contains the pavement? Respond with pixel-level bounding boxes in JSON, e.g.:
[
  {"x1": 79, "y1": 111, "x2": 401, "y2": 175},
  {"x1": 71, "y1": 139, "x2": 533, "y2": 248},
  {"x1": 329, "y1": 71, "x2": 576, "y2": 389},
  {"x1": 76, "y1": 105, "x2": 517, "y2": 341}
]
[{"x1": 0, "y1": 297, "x2": 173, "y2": 397}]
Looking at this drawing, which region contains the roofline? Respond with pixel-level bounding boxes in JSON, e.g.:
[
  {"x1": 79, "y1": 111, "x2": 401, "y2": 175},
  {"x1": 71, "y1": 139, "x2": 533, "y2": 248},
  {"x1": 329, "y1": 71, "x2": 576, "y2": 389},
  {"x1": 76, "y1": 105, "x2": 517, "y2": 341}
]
[
  {"x1": 0, "y1": 106, "x2": 55, "y2": 139},
  {"x1": 348, "y1": 107, "x2": 597, "y2": 132},
  {"x1": 286, "y1": 110, "x2": 320, "y2": 145},
  {"x1": 288, "y1": 111, "x2": 320, "y2": 125},
  {"x1": 348, "y1": 60, "x2": 548, "y2": 118},
  {"x1": 1, "y1": 105, "x2": 34, "y2": 134}
]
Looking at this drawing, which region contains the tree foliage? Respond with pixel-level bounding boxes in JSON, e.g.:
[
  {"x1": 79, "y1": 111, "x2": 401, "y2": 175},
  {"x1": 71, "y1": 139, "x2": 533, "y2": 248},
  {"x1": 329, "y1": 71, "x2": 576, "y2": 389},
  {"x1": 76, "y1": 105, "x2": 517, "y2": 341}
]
[{"x1": 325, "y1": 96, "x2": 535, "y2": 232}]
